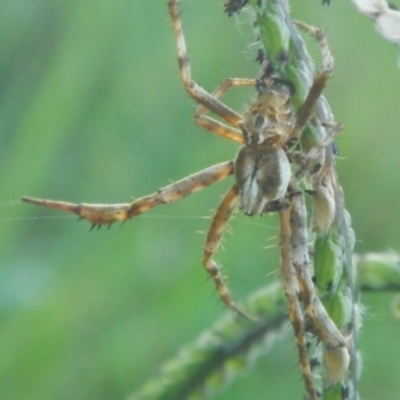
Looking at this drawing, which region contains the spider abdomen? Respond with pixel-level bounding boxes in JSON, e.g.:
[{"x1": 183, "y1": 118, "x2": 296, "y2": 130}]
[{"x1": 234, "y1": 145, "x2": 291, "y2": 216}]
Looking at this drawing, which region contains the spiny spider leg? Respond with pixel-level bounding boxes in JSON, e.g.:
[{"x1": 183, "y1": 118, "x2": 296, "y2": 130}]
[
  {"x1": 289, "y1": 192, "x2": 346, "y2": 350},
  {"x1": 279, "y1": 205, "x2": 318, "y2": 400},
  {"x1": 168, "y1": 0, "x2": 243, "y2": 127},
  {"x1": 22, "y1": 161, "x2": 234, "y2": 230},
  {"x1": 290, "y1": 21, "x2": 334, "y2": 140},
  {"x1": 194, "y1": 78, "x2": 258, "y2": 143},
  {"x1": 289, "y1": 189, "x2": 350, "y2": 386},
  {"x1": 203, "y1": 184, "x2": 253, "y2": 320}
]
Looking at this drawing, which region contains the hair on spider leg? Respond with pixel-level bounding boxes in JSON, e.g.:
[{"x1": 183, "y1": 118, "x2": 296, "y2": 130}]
[
  {"x1": 265, "y1": 267, "x2": 280, "y2": 279},
  {"x1": 286, "y1": 335, "x2": 314, "y2": 380},
  {"x1": 263, "y1": 240, "x2": 279, "y2": 251},
  {"x1": 87, "y1": 220, "x2": 116, "y2": 231},
  {"x1": 263, "y1": 242, "x2": 279, "y2": 251},
  {"x1": 170, "y1": 0, "x2": 186, "y2": 17},
  {"x1": 264, "y1": 234, "x2": 279, "y2": 245}
]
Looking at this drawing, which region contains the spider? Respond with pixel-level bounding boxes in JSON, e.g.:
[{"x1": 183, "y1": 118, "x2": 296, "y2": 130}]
[{"x1": 22, "y1": 0, "x2": 333, "y2": 320}]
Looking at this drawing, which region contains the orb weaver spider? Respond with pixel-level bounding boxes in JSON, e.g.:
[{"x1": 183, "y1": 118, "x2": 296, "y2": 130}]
[{"x1": 22, "y1": 0, "x2": 333, "y2": 320}]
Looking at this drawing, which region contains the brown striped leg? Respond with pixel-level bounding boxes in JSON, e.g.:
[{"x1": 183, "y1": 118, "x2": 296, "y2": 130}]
[
  {"x1": 194, "y1": 78, "x2": 257, "y2": 143},
  {"x1": 168, "y1": 0, "x2": 243, "y2": 127},
  {"x1": 279, "y1": 206, "x2": 319, "y2": 400},
  {"x1": 22, "y1": 161, "x2": 234, "y2": 230},
  {"x1": 289, "y1": 191, "x2": 348, "y2": 382},
  {"x1": 290, "y1": 21, "x2": 334, "y2": 140},
  {"x1": 203, "y1": 184, "x2": 253, "y2": 320}
]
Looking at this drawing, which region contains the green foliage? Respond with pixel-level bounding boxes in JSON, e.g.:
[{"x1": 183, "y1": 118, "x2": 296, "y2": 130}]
[
  {"x1": 1, "y1": 1, "x2": 400, "y2": 400},
  {"x1": 131, "y1": 284, "x2": 287, "y2": 400},
  {"x1": 132, "y1": 255, "x2": 399, "y2": 400},
  {"x1": 314, "y1": 234, "x2": 343, "y2": 293}
]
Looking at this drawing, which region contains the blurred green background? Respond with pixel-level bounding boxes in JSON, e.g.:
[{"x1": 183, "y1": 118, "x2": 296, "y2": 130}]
[{"x1": 1, "y1": 1, "x2": 400, "y2": 399}]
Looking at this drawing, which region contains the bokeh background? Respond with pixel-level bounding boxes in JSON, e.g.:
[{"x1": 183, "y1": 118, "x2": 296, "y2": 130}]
[{"x1": 1, "y1": 1, "x2": 400, "y2": 399}]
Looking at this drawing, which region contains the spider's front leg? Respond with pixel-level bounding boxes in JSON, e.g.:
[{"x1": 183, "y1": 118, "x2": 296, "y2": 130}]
[
  {"x1": 203, "y1": 184, "x2": 254, "y2": 320},
  {"x1": 168, "y1": 0, "x2": 241, "y2": 125},
  {"x1": 22, "y1": 161, "x2": 234, "y2": 229},
  {"x1": 194, "y1": 78, "x2": 257, "y2": 143},
  {"x1": 168, "y1": 0, "x2": 253, "y2": 145}
]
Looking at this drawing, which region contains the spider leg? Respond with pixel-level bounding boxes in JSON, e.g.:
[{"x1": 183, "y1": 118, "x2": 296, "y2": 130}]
[
  {"x1": 289, "y1": 192, "x2": 346, "y2": 350},
  {"x1": 289, "y1": 192, "x2": 349, "y2": 386},
  {"x1": 203, "y1": 184, "x2": 254, "y2": 320},
  {"x1": 22, "y1": 161, "x2": 234, "y2": 229},
  {"x1": 194, "y1": 78, "x2": 257, "y2": 143},
  {"x1": 290, "y1": 21, "x2": 334, "y2": 140},
  {"x1": 168, "y1": 0, "x2": 243, "y2": 127},
  {"x1": 279, "y1": 206, "x2": 318, "y2": 400}
]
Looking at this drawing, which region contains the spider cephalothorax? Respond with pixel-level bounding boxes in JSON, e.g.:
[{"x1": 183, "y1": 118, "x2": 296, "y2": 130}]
[{"x1": 234, "y1": 81, "x2": 294, "y2": 216}]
